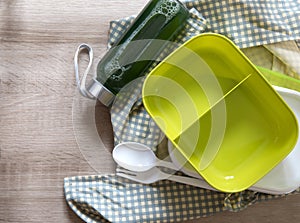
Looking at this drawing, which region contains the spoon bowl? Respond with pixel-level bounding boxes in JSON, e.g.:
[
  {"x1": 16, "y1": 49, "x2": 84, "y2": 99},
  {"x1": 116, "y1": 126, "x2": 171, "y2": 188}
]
[{"x1": 112, "y1": 141, "x2": 177, "y2": 172}]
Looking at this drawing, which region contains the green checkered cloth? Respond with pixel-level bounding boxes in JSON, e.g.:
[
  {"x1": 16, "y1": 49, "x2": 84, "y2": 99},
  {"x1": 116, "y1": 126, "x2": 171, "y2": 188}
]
[
  {"x1": 183, "y1": 0, "x2": 300, "y2": 48},
  {"x1": 108, "y1": 0, "x2": 300, "y2": 48},
  {"x1": 65, "y1": 1, "x2": 300, "y2": 222},
  {"x1": 64, "y1": 176, "x2": 300, "y2": 223}
]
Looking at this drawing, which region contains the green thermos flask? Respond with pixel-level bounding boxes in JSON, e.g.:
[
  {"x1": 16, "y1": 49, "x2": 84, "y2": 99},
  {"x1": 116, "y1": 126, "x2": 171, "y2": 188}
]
[{"x1": 86, "y1": 0, "x2": 189, "y2": 106}]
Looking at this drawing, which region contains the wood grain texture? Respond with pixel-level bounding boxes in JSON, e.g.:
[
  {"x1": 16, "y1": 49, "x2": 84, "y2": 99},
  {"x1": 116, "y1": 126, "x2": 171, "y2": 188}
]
[{"x1": 0, "y1": 0, "x2": 300, "y2": 222}]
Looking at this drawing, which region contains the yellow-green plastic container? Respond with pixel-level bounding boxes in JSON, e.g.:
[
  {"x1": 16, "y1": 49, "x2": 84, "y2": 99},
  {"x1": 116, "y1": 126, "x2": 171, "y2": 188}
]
[{"x1": 142, "y1": 33, "x2": 298, "y2": 192}]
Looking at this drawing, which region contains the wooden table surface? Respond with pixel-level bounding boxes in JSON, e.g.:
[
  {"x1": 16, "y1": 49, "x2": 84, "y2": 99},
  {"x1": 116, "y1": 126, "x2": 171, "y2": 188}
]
[{"x1": 1, "y1": 0, "x2": 300, "y2": 222}]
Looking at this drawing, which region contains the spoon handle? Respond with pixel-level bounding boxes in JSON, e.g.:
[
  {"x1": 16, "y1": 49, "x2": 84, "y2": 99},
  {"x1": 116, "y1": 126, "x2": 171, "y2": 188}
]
[{"x1": 157, "y1": 160, "x2": 180, "y2": 170}]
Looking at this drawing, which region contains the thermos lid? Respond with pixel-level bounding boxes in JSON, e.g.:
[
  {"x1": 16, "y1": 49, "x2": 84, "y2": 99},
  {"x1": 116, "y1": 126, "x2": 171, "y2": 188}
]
[{"x1": 87, "y1": 78, "x2": 115, "y2": 106}]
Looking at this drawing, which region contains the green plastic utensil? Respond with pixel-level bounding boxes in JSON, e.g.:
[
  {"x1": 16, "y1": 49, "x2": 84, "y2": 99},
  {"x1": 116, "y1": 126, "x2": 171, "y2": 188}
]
[{"x1": 142, "y1": 33, "x2": 298, "y2": 192}]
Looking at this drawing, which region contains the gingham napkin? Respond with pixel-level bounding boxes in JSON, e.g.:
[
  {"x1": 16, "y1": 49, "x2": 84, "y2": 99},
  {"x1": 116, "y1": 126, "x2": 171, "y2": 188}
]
[
  {"x1": 65, "y1": 1, "x2": 300, "y2": 222},
  {"x1": 108, "y1": 0, "x2": 300, "y2": 49},
  {"x1": 183, "y1": 0, "x2": 300, "y2": 48}
]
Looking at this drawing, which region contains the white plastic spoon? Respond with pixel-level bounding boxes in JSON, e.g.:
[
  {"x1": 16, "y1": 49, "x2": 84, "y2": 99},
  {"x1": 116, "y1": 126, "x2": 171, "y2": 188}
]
[{"x1": 112, "y1": 142, "x2": 178, "y2": 172}]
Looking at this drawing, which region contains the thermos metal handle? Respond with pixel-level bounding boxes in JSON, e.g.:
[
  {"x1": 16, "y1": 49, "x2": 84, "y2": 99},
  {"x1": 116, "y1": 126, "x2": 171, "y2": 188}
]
[{"x1": 74, "y1": 43, "x2": 95, "y2": 99}]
